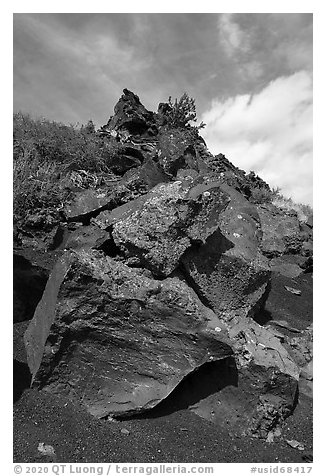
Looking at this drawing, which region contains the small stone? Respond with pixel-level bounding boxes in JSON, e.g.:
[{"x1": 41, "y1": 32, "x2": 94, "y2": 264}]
[
  {"x1": 266, "y1": 432, "x2": 274, "y2": 443},
  {"x1": 286, "y1": 439, "x2": 305, "y2": 450},
  {"x1": 121, "y1": 428, "x2": 130, "y2": 435},
  {"x1": 284, "y1": 286, "x2": 302, "y2": 295},
  {"x1": 37, "y1": 443, "x2": 56, "y2": 456}
]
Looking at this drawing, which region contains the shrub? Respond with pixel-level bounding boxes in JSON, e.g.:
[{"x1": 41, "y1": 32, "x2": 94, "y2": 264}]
[
  {"x1": 13, "y1": 113, "x2": 123, "y2": 219},
  {"x1": 272, "y1": 194, "x2": 313, "y2": 223},
  {"x1": 165, "y1": 93, "x2": 206, "y2": 131},
  {"x1": 13, "y1": 156, "x2": 67, "y2": 219},
  {"x1": 250, "y1": 187, "x2": 274, "y2": 204},
  {"x1": 13, "y1": 112, "x2": 117, "y2": 173}
]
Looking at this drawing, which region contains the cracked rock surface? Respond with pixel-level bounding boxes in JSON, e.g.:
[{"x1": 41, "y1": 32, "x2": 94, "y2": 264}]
[
  {"x1": 18, "y1": 89, "x2": 312, "y2": 440},
  {"x1": 24, "y1": 250, "x2": 232, "y2": 418}
]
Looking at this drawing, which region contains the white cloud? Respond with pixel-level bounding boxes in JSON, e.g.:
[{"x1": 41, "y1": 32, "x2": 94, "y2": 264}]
[{"x1": 201, "y1": 71, "x2": 313, "y2": 205}]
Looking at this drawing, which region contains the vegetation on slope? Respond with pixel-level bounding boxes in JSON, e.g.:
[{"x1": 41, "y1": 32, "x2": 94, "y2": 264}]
[{"x1": 13, "y1": 93, "x2": 312, "y2": 224}]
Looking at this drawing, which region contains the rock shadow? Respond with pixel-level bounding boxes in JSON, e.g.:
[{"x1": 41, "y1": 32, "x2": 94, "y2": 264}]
[
  {"x1": 120, "y1": 356, "x2": 238, "y2": 420},
  {"x1": 253, "y1": 308, "x2": 273, "y2": 326},
  {"x1": 13, "y1": 254, "x2": 49, "y2": 323},
  {"x1": 13, "y1": 359, "x2": 31, "y2": 402}
]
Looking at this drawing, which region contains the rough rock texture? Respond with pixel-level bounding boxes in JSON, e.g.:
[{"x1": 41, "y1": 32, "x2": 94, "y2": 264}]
[
  {"x1": 109, "y1": 178, "x2": 230, "y2": 277},
  {"x1": 101, "y1": 89, "x2": 158, "y2": 138},
  {"x1": 24, "y1": 248, "x2": 299, "y2": 432},
  {"x1": 63, "y1": 189, "x2": 110, "y2": 223},
  {"x1": 229, "y1": 316, "x2": 299, "y2": 380},
  {"x1": 285, "y1": 324, "x2": 313, "y2": 399},
  {"x1": 257, "y1": 205, "x2": 302, "y2": 257},
  {"x1": 285, "y1": 324, "x2": 313, "y2": 369},
  {"x1": 156, "y1": 128, "x2": 209, "y2": 177},
  {"x1": 19, "y1": 89, "x2": 311, "y2": 438},
  {"x1": 269, "y1": 255, "x2": 305, "y2": 278},
  {"x1": 181, "y1": 183, "x2": 270, "y2": 321},
  {"x1": 24, "y1": 250, "x2": 232, "y2": 418},
  {"x1": 64, "y1": 225, "x2": 110, "y2": 252},
  {"x1": 227, "y1": 316, "x2": 299, "y2": 437}
]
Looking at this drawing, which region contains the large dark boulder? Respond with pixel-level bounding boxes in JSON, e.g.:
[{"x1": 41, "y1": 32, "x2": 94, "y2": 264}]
[
  {"x1": 231, "y1": 317, "x2": 299, "y2": 437},
  {"x1": 156, "y1": 128, "x2": 209, "y2": 177},
  {"x1": 181, "y1": 183, "x2": 271, "y2": 322},
  {"x1": 62, "y1": 159, "x2": 169, "y2": 226},
  {"x1": 24, "y1": 249, "x2": 299, "y2": 428},
  {"x1": 104, "y1": 145, "x2": 144, "y2": 175},
  {"x1": 108, "y1": 178, "x2": 231, "y2": 277},
  {"x1": 63, "y1": 188, "x2": 114, "y2": 223},
  {"x1": 257, "y1": 205, "x2": 302, "y2": 257},
  {"x1": 120, "y1": 158, "x2": 170, "y2": 195},
  {"x1": 269, "y1": 255, "x2": 305, "y2": 278},
  {"x1": 24, "y1": 250, "x2": 233, "y2": 418},
  {"x1": 18, "y1": 89, "x2": 309, "y2": 438}
]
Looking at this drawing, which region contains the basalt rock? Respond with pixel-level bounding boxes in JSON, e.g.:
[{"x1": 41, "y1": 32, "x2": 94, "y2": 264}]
[
  {"x1": 226, "y1": 316, "x2": 299, "y2": 437},
  {"x1": 257, "y1": 204, "x2": 302, "y2": 258},
  {"x1": 306, "y1": 214, "x2": 313, "y2": 229},
  {"x1": 23, "y1": 251, "x2": 300, "y2": 435},
  {"x1": 106, "y1": 146, "x2": 144, "y2": 175},
  {"x1": 269, "y1": 255, "x2": 305, "y2": 278},
  {"x1": 181, "y1": 183, "x2": 271, "y2": 321},
  {"x1": 63, "y1": 225, "x2": 110, "y2": 252},
  {"x1": 24, "y1": 250, "x2": 233, "y2": 418},
  {"x1": 24, "y1": 249, "x2": 299, "y2": 427},
  {"x1": 63, "y1": 188, "x2": 110, "y2": 223},
  {"x1": 204, "y1": 153, "x2": 267, "y2": 200},
  {"x1": 101, "y1": 89, "x2": 158, "y2": 139},
  {"x1": 108, "y1": 178, "x2": 231, "y2": 277},
  {"x1": 156, "y1": 128, "x2": 210, "y2": 177},
  {"x1": 121, "y1": 158, "x2": 170, "y2": 195},
  {"x1": 19, "y1": 89, "x2": 309, "y2": 436},
  {"x1": 63, "y1": 159, "x2": 169, "y2": 226}
]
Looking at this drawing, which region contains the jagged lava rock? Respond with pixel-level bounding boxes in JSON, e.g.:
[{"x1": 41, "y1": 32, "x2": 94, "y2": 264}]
[
  {"x1": 63, "y1": 189, "x2": 110, "y2": 223},
  {"x1": 257, "y1": 204, "x2": 302, "y2": 257},
  {"x1": 64, "y1": 225, "x2": 110, "y2": 252},
  {"x1": 181, "y1": 183, "x2": 271, "y2": 321},
  {"x1": 157, "y1": 128, "x2": 209, "y2": 177},
  {"x1": 90, "y1": 160, "x2": 170, "y2": 230},
  {"x1": 269, "y1": 255, "x2": 305, "y2": 278},
  {"x1": 102, "y1": 89, "x2": 158, "y2": 138},
  {"x1": 24, "y1": 250, "x2": 232, "y2": 418},
  {"x1": 109, "y1": 178, "x2": 230, "y2": 277},
  {"x1": 222, "y1": 316, "x2": 299, "y2": 437}
]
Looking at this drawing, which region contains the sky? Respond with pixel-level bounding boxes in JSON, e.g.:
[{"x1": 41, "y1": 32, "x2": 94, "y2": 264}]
[{"x1": 13, "y1": 13, "x2": 313, "y2": 205}]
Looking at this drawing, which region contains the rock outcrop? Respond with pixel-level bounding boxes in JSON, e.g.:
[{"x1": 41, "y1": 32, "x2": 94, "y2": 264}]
[
  {"x1": 258, "y1": 204, "x2": 303, "y2": 258},
  {"x1": 108, "y1": 178, "x2": 230, "y2": 276},
  {"x1": 181, "y1": 183, "x2": 270, "y2": 321},
  {"x1": 24, "y1": 250, "x2": 232, "y2": 418},
  {"x1": 20, "y1": 89, "x2": 311, "y2": 437}
]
